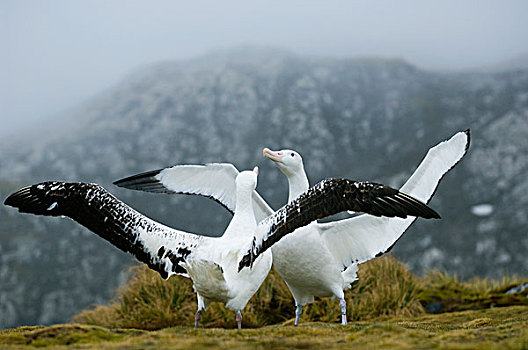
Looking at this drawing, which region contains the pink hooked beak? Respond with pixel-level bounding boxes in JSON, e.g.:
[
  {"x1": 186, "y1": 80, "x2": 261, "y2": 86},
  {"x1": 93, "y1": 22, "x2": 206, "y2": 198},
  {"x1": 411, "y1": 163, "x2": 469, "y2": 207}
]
[{"x1": 263, "y1": 148, "x2": 283, "y2": 162}]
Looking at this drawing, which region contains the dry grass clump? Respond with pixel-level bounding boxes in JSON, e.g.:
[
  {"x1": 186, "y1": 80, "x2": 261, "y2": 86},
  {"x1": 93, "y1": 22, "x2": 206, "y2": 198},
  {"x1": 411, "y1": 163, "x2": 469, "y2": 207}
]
[
  {"x1": 73, "y1": 264, "x2": 195, "y2": 329},
  {"x1": 73, "y1": 265, "x2": 294, "y2": 329},
  {"x1": 73, "y1": 255, "x2": 425, "y2": 329},
  {"x1": 346, "y1": 255, "x2": 425, "y2": 320},
  {"x1": 418, "y1": 270, "x2": 528, "y2": 313},
  {"x1": 302, "y1": 256, "x2": 425, "y2": 323}
]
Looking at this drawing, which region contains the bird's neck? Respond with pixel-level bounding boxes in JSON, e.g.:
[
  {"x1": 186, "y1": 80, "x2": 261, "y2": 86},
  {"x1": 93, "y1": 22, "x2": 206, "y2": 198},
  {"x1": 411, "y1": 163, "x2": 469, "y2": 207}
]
[
  {"x1": 234, "y1": 189, "x2": 255, "y2": 219},
  {"x1": 287, "y1": 171, "x2": 309, "y2": 203},
  {"x1": 224, "y1": 189, "x2": 257, "y2": 240}
]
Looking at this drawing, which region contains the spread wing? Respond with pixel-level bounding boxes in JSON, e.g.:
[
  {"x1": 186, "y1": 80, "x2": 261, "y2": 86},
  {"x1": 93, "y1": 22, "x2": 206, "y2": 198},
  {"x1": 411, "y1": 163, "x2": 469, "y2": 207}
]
[
  {"x1": 113, "y1": 163, "x2": 274, "y2": 222},
  {"x1": 238, "y1": 179, "x2": 440, "y2": 271},
  {"x1": 319, "y1": 129, "x2": 470, "y2": 269},
  {"x1": 4, "y1": 181, "x2": 205, "y2": 279}
]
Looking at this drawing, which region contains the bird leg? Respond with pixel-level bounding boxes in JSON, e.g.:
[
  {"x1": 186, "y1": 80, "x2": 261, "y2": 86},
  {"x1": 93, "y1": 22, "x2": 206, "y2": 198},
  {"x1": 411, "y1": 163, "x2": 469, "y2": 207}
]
[
  {"x1": 339, "y1": 298, "x2": 347, "y2": 326},
  {"x1": 294, "y1": 304, "x2": 303, "y2": 327},
  {"x1": 236, "y1": 310, "x2": 243, "y2": 329},
  {"x1": 194, "y1": 310, "x2": 202, "y2": 328}
]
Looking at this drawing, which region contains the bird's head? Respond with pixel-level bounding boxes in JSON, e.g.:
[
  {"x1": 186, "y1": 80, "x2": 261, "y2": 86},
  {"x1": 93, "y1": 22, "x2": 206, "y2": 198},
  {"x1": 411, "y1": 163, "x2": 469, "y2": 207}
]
[
  {"x1": 236, "y1": 166, "x2": 259, "y2": 192},
  {"x1": 263, "y1": 148, "x2": 304, "y2": 177}
]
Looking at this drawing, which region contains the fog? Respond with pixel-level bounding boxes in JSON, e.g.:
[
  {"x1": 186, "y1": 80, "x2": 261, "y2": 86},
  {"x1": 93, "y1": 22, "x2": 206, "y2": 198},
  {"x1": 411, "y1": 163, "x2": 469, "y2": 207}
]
[{"x1": 1, "y1": 0, "x2": 527, "y2": 138}]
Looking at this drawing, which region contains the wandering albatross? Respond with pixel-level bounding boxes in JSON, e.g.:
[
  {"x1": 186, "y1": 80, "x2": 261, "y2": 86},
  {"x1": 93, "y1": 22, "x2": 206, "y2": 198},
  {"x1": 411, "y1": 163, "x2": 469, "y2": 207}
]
[
  {"x1": 242, "y1": 130, "x2": 470, "y2": 325},
  {"x1": 4, "y1": 168, "x2": 439, "y2": 328},
  {"x1": 114, "y1": 130, "x2": 469, "y2": 326}
]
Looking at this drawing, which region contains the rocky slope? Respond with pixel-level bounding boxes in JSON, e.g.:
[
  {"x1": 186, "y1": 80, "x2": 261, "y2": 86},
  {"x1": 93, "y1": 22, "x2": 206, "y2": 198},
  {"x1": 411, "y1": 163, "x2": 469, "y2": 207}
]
[{"x1": 0, "y1": 47, "x2": 526, "y2": 328}]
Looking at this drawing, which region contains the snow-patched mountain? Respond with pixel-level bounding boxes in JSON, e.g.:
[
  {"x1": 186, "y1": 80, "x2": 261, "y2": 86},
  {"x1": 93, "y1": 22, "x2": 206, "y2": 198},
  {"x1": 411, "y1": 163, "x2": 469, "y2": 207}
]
[{"x1": 1, "y1": 47, "x2": 527, "y2": 328}]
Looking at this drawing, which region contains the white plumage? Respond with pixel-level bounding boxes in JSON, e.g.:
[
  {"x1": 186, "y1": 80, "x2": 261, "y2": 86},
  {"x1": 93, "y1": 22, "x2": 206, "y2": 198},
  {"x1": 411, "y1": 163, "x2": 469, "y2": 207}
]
[
  {"x1": 113, "y1": 163, "x2": 274, "y2": 221},
  {"x1": 5, "y1": 168, "x2": 271, "y2": 329},
  {"x1": 262, "y1": 130, "x2": 470, "y2": 325},
  {"x1": 112, "y1": 130, "x2": 468, "y2": 326},
  {"x1": 7, "y1": 166, "x2": 431, "y2": 328}
]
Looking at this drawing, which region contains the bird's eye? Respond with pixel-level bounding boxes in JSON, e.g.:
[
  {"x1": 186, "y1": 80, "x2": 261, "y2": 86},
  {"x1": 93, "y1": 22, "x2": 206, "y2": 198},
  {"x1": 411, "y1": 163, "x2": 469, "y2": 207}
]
[{"x1": 290, "y1": 153, "x2": 295, "y2": 157}]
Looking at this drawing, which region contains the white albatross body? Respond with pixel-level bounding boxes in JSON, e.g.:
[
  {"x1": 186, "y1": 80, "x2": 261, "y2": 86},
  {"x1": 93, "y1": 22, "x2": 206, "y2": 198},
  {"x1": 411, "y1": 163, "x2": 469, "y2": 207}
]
[
  {"x1": 263, "y1": 130, "x2": 470, "y2": 325},
  {"x1": 182, "y1": 168, "x2": 273, "y2": 325}
]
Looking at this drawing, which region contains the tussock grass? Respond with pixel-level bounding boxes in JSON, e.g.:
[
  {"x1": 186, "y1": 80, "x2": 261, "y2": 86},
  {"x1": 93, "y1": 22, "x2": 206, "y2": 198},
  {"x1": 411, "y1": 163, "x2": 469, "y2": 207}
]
[
  {"x1": 348, "y1": 256, "x2": 425, "y2": 320},
  {"x1": 304, "y1": 256, "x2": 425, "y2": 323},
  {"x1": 73, "y1": 256, "x2": 425, "y2": 329},
  {"x1": 72, "y1": 255, "x2": 528, "y2": 330},
  {"x1": 73, "y1": 264, "x2": 293, "y2": 329},
  {"x1": 418, "y1": 270, "x2": 528, "y2": 313}
]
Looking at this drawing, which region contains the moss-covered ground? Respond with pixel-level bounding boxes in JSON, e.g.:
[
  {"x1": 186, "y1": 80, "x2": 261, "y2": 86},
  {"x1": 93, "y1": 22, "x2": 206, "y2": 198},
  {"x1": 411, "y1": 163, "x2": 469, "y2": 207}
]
[{"x1": 1, "y1": 306, "x2": 527, "y2": 349}]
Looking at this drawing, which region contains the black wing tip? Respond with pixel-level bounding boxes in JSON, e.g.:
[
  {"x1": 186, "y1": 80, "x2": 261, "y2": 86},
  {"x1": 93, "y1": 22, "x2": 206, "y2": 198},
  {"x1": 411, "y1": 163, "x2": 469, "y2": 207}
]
[
  {"x1": 4, "y1": 186, "x2": 31, "y2": 207},
  {"x1": 3, "y1": 181, "x2": 96, "y2": 216},
  {"x1": 463, "y1": 129, "x2": 471, "y2": 151},
  {"x1": 113, "y1": 169, "x2": 162, "y2": 188},
  {"x1": 395, "y1": 192, "x2": 441, "y2": 219},
  {"x1": 417, "y1": 204, "x2": 441, "y2": 219},
  {"x1": 113, "y1": 178, "x2": 126, "y2": 187},
  {"x1": 429, "y1": 210, "x2": 441, "y2": 220},
  {"x1": 310, "y1": 178, "x2": 441, "y2": 220},
  {"x1": 3, "y1": 183, "x2": 55, "y2": 215}
]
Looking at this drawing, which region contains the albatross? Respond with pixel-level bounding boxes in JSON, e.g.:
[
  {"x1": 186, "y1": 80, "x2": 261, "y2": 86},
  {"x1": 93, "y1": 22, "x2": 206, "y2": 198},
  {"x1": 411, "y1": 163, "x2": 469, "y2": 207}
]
[
  {"x1": 6, "y1": 167, "x2": 268, "y2": 328},
  {"x1": 4, "y1": 168, "x2": 439, "y2": 328},
  {"x1": 243, "y1": 129, "x2": 470, "y2": 325},
  {"x1": 114, "y1": 130, "x2": 469, "y2": 326}
]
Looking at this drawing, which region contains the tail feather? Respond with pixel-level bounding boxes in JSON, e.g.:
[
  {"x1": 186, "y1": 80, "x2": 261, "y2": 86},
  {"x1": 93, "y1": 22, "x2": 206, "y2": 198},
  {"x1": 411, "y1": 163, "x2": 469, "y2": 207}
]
[
  {"x1": 182, "y1": 259, "x2": 228, "y2": 302},
  {"x1": 342, "y1": 264, "x2": 359, "y2": 290}
]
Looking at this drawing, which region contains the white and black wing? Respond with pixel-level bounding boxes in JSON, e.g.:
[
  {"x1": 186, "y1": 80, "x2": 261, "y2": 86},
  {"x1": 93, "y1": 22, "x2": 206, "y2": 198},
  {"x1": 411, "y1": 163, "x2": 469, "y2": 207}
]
[
  {"x1": 4, "y1": 181, "x2": 203, "y2": 279},
  {"x1": 114, "y1": 163, "x2": 274, "y2": 222},
  {"x1": 318, "y1": 129, "x2": 470, "y2": 269},
  {"x1": 238, "y1": 179, "x2": 440, "y2": 271}
]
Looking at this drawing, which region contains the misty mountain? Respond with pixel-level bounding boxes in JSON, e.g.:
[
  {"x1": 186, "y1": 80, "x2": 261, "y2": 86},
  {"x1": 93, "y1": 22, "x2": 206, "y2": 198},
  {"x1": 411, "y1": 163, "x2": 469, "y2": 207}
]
[{"x1": 1, "y1": 48, "x2": 527, "y2": 328}]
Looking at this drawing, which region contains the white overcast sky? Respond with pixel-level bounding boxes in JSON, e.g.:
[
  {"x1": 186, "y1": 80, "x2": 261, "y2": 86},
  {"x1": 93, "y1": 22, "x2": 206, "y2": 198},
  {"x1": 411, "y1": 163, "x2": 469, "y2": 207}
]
[{"x1": 1, "y1": 0, "x2": 527, "y2": 138}]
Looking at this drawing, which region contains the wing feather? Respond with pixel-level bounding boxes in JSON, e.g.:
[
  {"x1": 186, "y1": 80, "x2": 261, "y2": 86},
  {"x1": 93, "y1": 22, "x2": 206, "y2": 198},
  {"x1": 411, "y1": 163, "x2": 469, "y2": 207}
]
[
  {"x1": 4, "y1": 181, "x2": 204, "y2": 279},
  {"x1": 238, "y1": 179, "x2": 440, "y2": 271},
  {"x1": 318, "y1": 130, "x2": 470, "y2": 269},
  {"x1": 114, "y1": 163, "x2": 274, "y2": 222}
]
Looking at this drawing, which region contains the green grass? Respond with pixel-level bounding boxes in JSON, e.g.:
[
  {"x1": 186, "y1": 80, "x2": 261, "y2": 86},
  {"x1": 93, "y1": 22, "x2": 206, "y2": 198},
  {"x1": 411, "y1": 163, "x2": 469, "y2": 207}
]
[{"x1": 2, "y1": 306, "x2": 528, "y2": 349}]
